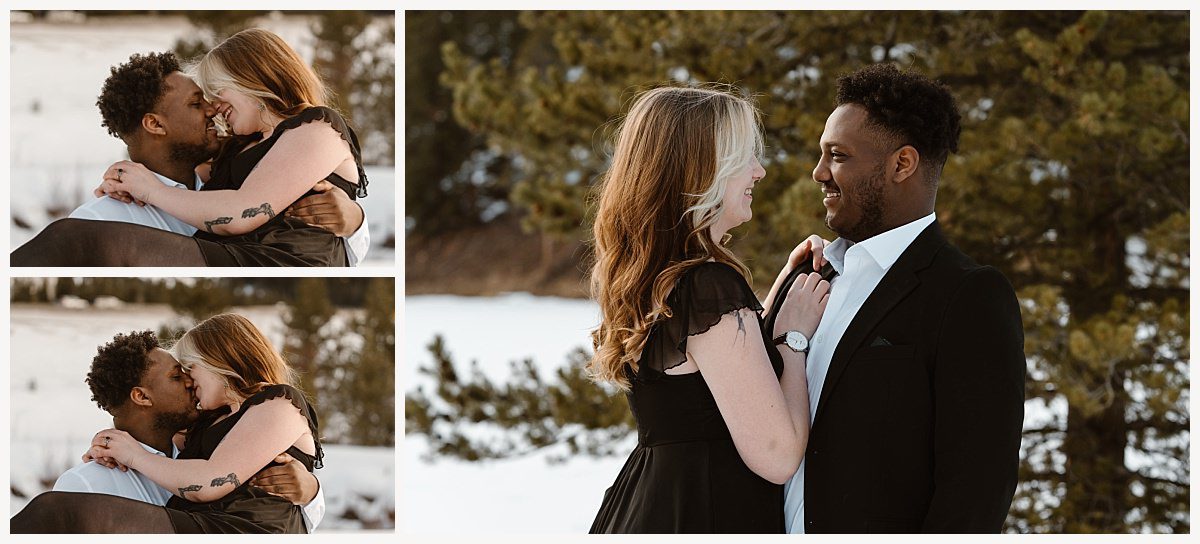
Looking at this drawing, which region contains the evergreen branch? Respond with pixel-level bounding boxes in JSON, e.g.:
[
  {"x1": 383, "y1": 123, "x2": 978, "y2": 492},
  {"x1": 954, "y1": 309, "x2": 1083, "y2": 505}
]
[
  {"x1": 1133, "y1": 471, "x2": 1189, "y2": 489},
  {"x1": 1022, "y1": 426, "x2": 1066, "y2": 436},
  {"x1": 1125, "y1": 419, "x2": 1190, "y2": 435},
  {"x1": 1018, "y1": 468, "x2": 1066, "y2": 483}
]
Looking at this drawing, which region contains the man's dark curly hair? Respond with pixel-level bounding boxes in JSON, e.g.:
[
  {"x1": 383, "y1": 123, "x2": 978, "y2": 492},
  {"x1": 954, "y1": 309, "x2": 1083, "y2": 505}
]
[
  {"x1": 96, "y1": 52, "x2": 181, "y2": 139},
  {"x1": 86, "y1": 330, "x2": 160, "y2": 413},
  {"x1": 836, "y1": 63, "x2": 961, "y2": 178}
]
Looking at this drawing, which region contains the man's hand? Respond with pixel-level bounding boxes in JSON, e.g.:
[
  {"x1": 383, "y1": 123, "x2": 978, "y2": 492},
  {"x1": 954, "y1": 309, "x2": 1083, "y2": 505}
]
[
  {"x1": 286, "y1": 180, "x2": 364, "y2": 237},
  {"x1": 249, "y1": 453, "x2": 319, "y2": 505}
]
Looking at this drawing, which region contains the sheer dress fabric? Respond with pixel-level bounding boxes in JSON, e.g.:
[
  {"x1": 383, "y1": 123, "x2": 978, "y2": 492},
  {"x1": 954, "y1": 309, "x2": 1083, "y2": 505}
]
[{"x1": 590, "y1": 263, "x2": 786, "y2": 533}]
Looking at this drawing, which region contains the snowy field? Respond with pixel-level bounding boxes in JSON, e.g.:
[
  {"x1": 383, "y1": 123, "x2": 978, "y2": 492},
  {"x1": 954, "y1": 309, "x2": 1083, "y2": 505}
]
[
  {"x1": 9, "y1": 303, "x2": 395, "y2": 531},
  {"x1": 8, "y1": 14, "x2": 396, "y2": 265},
  {"x1": 402, "y1": 294, "x2": 1081, "y2": 533},
  {"x1": 402, "y1": 294, "x2": 619, "y2": 533}
]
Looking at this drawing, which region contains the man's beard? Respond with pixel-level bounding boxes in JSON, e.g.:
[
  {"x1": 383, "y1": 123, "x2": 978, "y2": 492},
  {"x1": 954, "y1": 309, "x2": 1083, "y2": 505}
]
[
  {"x1": 827, "y1": 162, "x2": 887, "y2": 243},
  {"x1": 154, "y1": 408, "x2": 199, "y2": 434},
  {"x1": 168, "y1": 141, "x2": 217, "y2": 169}
]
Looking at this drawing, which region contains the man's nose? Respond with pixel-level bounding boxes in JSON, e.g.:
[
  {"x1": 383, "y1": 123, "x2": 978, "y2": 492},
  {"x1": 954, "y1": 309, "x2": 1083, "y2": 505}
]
[
  {"x1": 204, "y1": 101, "x2": 217, "y2": 118},
  {"x1": 813, "y1": 159, "x2": 831, "y2": 184}
]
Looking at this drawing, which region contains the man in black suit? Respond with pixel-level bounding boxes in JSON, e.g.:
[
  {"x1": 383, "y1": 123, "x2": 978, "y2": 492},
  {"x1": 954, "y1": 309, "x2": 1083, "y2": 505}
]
[{"x1": 765, "y1": 64, "x2": 1025, "y2": 533}]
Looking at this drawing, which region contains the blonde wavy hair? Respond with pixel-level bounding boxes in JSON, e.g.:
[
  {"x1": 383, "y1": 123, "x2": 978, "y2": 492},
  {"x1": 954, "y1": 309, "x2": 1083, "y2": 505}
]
[
  {"x1": 589, "y1": 86, "x2": 763, "y2": 389},
  {"x1": 192, "y1": 28, "x2": 332, "y2": 121},
  {"x1": 174, "y1": 313, "x2": 297, "y2": 401}
]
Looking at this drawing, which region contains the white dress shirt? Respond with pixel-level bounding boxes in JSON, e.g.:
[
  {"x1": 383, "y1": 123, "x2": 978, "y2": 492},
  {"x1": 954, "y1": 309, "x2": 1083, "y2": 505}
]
[
  {"x1": 53, "y1": 439, "x2": 325, "y2": 532},
  {"x1": 783, "y1": 212, "x2": 937, "y2": 534},
  {"x1": 68, "y1": 171, "x2": 371, "y2": 265}
]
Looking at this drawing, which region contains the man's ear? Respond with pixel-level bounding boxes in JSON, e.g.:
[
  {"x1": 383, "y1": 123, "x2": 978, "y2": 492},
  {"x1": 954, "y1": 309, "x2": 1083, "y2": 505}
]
[
  {"x1": 129, "y1": 386, "x2": 154, "y2": 408},
  {"x1": 141, "y1": 113, "x2": 168, "y2": 137},
  {"x1": 891, "y1": 145, "x2": 920, "y2": 184}
]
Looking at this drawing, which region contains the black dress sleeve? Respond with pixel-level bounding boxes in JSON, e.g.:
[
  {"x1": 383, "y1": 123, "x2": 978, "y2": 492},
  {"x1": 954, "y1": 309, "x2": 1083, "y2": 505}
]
[
  {"x1": 243, "y1": 384, "x2": 325, "y2": 469},
  {"x1": 273, "y1": 106, "x2": 369, "y2": 198},
  {"x1": 639, "y1": 262, "x2": 763, "y2": 375}
]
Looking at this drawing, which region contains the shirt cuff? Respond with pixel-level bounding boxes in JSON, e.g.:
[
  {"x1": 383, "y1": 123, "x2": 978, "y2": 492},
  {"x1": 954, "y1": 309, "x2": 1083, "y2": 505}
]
[
  {"x1": 342, "y1": 203, "x2": 371, "y2": 266},
  {"x1": 301, "y1": 479, "x2": 326, "y2": 532}
]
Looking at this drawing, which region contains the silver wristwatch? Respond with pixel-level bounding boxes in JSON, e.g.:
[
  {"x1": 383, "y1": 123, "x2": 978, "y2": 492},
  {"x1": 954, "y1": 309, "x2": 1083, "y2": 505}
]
[{"x1": 773, "y1": 330, "x2": 810, "y2": 354}]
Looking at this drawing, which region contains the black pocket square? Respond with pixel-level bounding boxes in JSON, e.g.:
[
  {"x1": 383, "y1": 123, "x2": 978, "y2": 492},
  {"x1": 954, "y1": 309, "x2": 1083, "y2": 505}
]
[{"x1": 870, "y1": 336, "x2": 893, "y2": 347}]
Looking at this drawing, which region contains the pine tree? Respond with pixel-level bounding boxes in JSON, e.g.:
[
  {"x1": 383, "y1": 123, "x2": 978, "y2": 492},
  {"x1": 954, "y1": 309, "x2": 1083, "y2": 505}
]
[
  {"x1": 167, "y1": 279, "x2": 234, "y2": 323},
  {"x1": 53, "y1": 277, "x2": 76, "y2": 300},
  {"x1": 422, "y1": 11, "x2": 1189, "y2": 532},
  {"x1": 173, "y1": 11, "x2": 266, "y2": 62},
  {"x1": 322, "y1": 277, "x2": 395, "y2": 446},
  {"x1": 406, "y1": 338, "x2": 632, "y2": 461},
  {"x1": 283, "y1": 277, "x2": 336, "y2": 400},
  {"x1": 311, "y1": 11, "x2": 396, "y2": 165},
  {"x1": 405, "y1": 11, "x2": 528, "y2": 235}
]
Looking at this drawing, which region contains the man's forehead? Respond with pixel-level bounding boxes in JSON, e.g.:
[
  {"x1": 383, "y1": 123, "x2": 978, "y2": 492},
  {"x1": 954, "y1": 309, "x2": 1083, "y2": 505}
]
[
  {"x1": 822, "y1": 104, "x2": 877, "y2": 146},
  {"x1": 163, "y1": 72, "x2": 203, "y2": 99},
  {"x1": 145, "y1": 347, "x2": 180, "y2": 370}
]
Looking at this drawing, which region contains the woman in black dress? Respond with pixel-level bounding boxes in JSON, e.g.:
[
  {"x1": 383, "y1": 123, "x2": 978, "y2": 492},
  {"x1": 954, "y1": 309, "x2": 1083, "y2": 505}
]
[
  {"x1": 93, "y1": 28, "x2": 368, "y2": 266},
  {"x1": 10, "y1": 314, "x2": 322, "y2": 533},
  {"x1": 588, "y1": 86, "x2": 830, "y2": 533}
]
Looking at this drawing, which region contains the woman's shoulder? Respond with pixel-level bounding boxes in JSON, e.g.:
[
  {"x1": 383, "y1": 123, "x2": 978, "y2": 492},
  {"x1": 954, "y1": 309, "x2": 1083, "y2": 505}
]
[
  {"x1": 670, "y1": 261, "x2": 761, "y2": 326},
  {"x1": 637, "y1": 262, "x2": 761, "y2": 378},
  {"x1": 278, "y1": 106, "x2": 352, "y2": 136},
  {"x1": 678, "y1": 262, "x2": 756, "y2": 301},
  {"x1": 243, "y1": 383, "x2": 313, "y2": 413}
]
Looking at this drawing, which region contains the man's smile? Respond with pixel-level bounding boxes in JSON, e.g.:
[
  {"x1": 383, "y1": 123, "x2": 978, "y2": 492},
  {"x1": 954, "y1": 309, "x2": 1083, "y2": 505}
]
[{"x1": 821, "y1": 183, "x2": 842, "y2": 206}]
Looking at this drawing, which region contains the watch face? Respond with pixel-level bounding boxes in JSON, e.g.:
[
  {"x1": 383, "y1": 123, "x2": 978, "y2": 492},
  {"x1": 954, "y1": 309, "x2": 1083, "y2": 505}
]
[{"x1": 787, "y1": 331, "x2": 808, "y2": 352}]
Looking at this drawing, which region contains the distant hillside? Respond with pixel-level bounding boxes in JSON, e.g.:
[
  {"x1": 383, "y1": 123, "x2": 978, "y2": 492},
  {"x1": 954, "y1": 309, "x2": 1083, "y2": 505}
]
[{"x1": 405, "y1": 216, "x2": 590, "y2": 298}]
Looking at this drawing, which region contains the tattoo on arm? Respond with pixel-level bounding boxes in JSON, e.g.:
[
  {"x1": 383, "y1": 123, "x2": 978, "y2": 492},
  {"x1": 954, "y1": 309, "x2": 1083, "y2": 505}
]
[
  {"x1": 733, "y1": 310, "x2": 747, "y2": 345},
  {"x1": 210, "y1": 473, "x2": 241, "y2": 488},
  {"x1": 204, "y1": 216, "x2": 232, "y2": 234},
  {"x1": 178, "y1": 484, "x2": 203, "y2": 498},
  {"x1": 241, "y1": 203, "x2": 276, "y2": 220}
]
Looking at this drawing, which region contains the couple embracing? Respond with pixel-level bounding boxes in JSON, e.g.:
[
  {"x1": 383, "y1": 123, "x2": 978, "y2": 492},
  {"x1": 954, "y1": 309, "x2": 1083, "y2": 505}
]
[
  {"x1": 12, "y1": 314, "x2": 324, "y2": 533},
  {"x1": 589, "y1": 64, "x2": 1026, "y2": 534},
  {"x1": 12, "y1": 27, "x2": 369, "y2": 267}
]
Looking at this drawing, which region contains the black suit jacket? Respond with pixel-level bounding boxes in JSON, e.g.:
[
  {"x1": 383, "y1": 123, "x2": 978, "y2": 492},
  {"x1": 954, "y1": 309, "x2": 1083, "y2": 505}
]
[{"x1": 765, "y1": 221, "x2": 1025, "y2": 533}]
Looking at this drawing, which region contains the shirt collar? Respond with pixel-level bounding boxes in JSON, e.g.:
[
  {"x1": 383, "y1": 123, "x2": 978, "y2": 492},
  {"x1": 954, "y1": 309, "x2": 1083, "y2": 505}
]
[
  {"x1": 137, "y1": 439, "x2": 180, "y2": 458},
  {"x1": 150, "y1": 171, "x2": 204, "y2": 191},
  {"x1": 826, "y1": 212, "x2": 937, "y2": 274}
]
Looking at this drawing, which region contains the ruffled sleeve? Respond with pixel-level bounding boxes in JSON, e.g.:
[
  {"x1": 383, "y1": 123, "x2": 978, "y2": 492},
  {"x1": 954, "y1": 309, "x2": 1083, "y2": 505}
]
[
  {"x1": 637, "y1": 262, "x2": 763, "y2": 376},
  {"x1": 274, "y1": 106, "x2": 369, "y2": 199},
  {"x1": 243, "y1": 383, "x2": 325, "y2": 470}
]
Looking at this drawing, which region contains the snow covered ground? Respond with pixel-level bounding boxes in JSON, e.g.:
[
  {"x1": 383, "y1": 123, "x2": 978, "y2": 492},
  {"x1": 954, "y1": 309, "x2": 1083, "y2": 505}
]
[
  {"x1": 402, "y1": 294, "x2": 1075, "y2": 533},
  {"x1": 402, "y1": 294, "x2": 614, "y2": 533},
  {"x1": 8, "y1": 14, "x2": 396, "y2": 265},
  {"x1": 9, "y1": 303, "x2": 395, "y2": 531}
]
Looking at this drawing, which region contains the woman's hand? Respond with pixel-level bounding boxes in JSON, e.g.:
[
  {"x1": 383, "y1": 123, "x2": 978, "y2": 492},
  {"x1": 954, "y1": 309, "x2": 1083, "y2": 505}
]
[
  {"x1": 83, "y1": 429, "x2": 145, "y2": 472},
  {"x1": 762, "y1": 234, "x2": 832, "y2": 313},
  {"x1": 94, "y1": 161, "x2": 163, "y2": 206},
  {"x1": 787, "y1": 234, "x2": 829, "y2": 273},
  {"x1": 776, "y1": 272, "x2": 831, "y2": 339}
]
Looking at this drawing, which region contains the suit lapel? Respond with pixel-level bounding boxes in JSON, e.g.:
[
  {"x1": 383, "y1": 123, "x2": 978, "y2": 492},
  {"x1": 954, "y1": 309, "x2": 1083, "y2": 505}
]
[{"x1": 812, "y1": 221, "x2": 946, "y2": 425}]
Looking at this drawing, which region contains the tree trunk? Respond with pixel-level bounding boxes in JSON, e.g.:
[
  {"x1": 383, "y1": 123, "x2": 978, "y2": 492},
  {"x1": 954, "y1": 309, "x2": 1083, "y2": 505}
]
[{"x1": 1060, "y1": 378, "x2": 1130, "y2": 532}]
